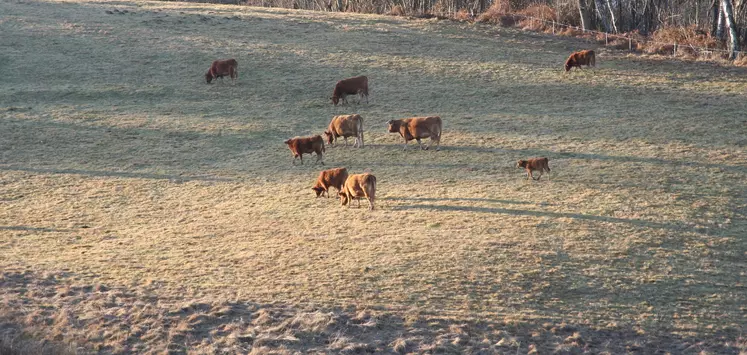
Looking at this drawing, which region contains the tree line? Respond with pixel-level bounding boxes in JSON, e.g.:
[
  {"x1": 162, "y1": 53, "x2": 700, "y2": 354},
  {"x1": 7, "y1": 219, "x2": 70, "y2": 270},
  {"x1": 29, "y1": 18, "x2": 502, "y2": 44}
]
[{"x1": 234, "y1": 0, "x2": 745, "y2": 59}]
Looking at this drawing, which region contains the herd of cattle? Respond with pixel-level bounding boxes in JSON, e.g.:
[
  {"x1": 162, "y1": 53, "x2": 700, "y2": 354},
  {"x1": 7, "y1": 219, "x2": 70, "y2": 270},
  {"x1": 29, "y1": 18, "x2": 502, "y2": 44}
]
[{"x1": 205, "y1": 49, "x2": 594, "y2": 210}]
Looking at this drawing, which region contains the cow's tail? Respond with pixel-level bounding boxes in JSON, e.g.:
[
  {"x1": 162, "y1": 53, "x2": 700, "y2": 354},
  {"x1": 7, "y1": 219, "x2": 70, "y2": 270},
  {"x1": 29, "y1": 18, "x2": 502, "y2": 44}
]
[
  {"x1": 591, "y1": 51, "x2": 596, "y2": 67},
  {"x1": 358, "y1": 115, "x2": 364, "y2": 147},
  {"x1": 366, "y1": 174, "x2": 376, "y2": 202}
]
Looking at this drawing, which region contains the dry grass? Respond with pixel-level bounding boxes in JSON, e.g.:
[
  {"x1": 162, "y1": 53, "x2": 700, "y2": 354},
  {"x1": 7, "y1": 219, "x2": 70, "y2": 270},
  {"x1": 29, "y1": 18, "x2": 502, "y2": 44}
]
[{"x1": 1, "y1": 0, "x2": 746, "y2": 353}]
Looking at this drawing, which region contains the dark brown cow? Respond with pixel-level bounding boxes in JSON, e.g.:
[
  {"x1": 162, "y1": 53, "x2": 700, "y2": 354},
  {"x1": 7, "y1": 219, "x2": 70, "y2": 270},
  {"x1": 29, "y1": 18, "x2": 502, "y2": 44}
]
[
  {"x1": 311, "y1": 167, "x2": 349, "y2": 198},
  {"x1": 324, "y1": 114, "x2": 364, "y2": 148},
  {"x1": 330, "y1": 76, "x2": 369, "y2": 106},
  {"x1": 284, "y1": 135, "x2": 325, "y2": 165},
  {"x1": 205, "y1": 59, "x2": 238, "y2": 84},
  {"x1": 386, "y1": 116, "x2": 442, "y2": 151},
  {"x1": 564, "y1": 50, "x2": 595, "y2": 72},
  {"x1": 339, "y1": 173, "x2": 376, "y2": 210},
  {"x1": 517, "y1": 157, "x2": 551, "y2": 180}
]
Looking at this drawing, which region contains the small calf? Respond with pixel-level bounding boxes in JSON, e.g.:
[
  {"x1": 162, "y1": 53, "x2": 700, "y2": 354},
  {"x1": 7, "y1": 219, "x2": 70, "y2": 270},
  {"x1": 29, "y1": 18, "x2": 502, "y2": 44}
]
[
  {"x1": 339, "y1": 173, "x2": 376, "y2": 210},
  {"x1": 205, "y1": 59, "x2": 238, "y2": 84},
  {"x1": 517, "y1": 157, "x2": 551, "y2": 181},
  {"x1": 312, "y1": 167, "x2": 349, "y2": 198},
  {"x1": 284, "y1": 135, "x2": 325, "y2": 165}
]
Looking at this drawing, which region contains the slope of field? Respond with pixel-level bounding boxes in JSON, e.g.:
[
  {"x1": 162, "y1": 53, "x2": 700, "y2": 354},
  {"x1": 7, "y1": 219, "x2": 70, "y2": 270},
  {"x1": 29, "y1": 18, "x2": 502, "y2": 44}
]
[{"x1": 1, "y1": 0, "x2": 746, "y2": 353}]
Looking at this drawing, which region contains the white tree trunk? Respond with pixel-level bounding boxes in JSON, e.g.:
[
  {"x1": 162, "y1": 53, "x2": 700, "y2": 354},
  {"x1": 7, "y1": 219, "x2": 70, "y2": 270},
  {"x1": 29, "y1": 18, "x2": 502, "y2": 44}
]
[
  {"x1": 722, "y1": 0, "x2": 741, "y2": 59},
  {"x1": 606, "y1": 0, "x2": 619, "y2": 32},
  {"x1": 594, "y1": 0, "x2": 611, "y2": 32}
]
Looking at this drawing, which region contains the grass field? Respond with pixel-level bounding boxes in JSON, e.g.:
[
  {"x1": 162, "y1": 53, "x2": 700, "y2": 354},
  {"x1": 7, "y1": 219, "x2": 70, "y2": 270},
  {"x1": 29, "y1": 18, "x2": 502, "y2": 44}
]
[{"x1": 1, "y1": 0, "x2": 746, "y2": 353}]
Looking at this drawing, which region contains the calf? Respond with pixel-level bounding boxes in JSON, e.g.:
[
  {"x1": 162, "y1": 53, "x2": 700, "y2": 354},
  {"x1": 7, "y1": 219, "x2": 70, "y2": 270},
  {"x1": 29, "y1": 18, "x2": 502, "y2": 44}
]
[
  {"x1": 205, "y1": 59, "x2": 238, "y2": 84},
  {"x1": 284, "y1": 135, "x2": 325, "y2": 165},
  {"x1": 339, "y1": 173, "x2": 376, "y2": 210},
  {"x1": 564, "y1": 50, "x2": 595, "y2": 72},
  {"x1": 330, "y1": 76, "x2": 368, "y2": 106},
  {"x1": 311, "y1": 167, "x2": 349, "y2": 198},
  {"x1": 324, "y1": 114, "x2": 364, "y2": 148},
  {"x1": 386, "y1": 116, "x2": 442, "y2": 151},
  {"x1": 517, "y1": 157, "x2": 551, "y2": 181}
]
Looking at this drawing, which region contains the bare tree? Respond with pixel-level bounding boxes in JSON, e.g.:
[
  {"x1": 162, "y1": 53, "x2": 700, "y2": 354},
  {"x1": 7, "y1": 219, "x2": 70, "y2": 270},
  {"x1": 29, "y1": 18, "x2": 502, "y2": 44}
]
[{"x1": 722, "y1": 0, "x2": 741, "y2": 58}]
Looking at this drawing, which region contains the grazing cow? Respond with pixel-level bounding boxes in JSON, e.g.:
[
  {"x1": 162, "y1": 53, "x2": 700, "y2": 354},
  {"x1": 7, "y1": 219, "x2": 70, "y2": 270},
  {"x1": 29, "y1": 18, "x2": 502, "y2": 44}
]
[
  {"x1": 311, "y1": 167, "x2": 349, "y2": 198},
  {"x1": 324, "y1": 114, "x2": 364, "y2": 148},
  {"x1": 339, "y1": 173, "x2": 376, "y2": 210},
  {"x1": 330, "y1": 76, "x2": 369, "y2": 106},
  {"x1": 284, "y1": 135, "x2": 325, "y2": 165},
  {"x1": 386, "y1": 116, "x2": 442, "y2": 151},
  {"x1": 517, "y1": 157, "x2": 551, "y2": 181},
  {"x1": 564, "y1": 50, "x2": 595, "y2": 72},
  {"x1": 205, "y1": 59, "x2": 238, "y2": 84}
]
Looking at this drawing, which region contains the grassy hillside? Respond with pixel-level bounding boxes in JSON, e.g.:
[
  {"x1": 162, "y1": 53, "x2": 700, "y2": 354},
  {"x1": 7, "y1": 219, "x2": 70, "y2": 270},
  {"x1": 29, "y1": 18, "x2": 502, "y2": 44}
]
[{"x1": 1, "y1": 0, "x2": 746, "y2": 353}]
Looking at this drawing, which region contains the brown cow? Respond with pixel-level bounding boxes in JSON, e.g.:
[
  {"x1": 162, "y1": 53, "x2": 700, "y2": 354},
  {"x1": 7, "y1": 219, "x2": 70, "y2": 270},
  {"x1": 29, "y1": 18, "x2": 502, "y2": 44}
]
[
  {"x1": 517, "y1": 157, "x2": 551, "y2": 181},
  {"x1": 324, "y1": 114, "x2": 364, "y2": 148},
  {"x1": 564, "y1": 50, "x2": 595, "y2": 72},
  {"x1": 339, "y1": 173, "x2": 376, "y2": 210},
  {"x1": 284, "y1": 135, "x2": 325, "y2": 165},
  {"x1": 330, "y1": 76, "x2": 369, "y2": 106},
  {"x1": 205, "y1": 59, "x2": 238, "y2": 84},
  {"x1": 387, "y1": 116, "x2": 442, "y2": 151},
  {"x1": 311, "y1": 167, "x2": 349, "y2": 198}
]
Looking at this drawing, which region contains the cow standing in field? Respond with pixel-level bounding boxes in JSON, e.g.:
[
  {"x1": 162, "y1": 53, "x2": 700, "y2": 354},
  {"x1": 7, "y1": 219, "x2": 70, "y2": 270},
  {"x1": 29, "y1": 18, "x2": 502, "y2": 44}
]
[
  {"x1": 324, "y1": 114, "x2": 364, "y2": 148},
  {"x1": 284, "y1": 135, "x2": 325, "y2": 165},
  {"x1": 517, "y1": 157, "x2": 551, "y2": 181},
  {"x1": 205, "y1": 59, "x2": 238, "y2": 84},
  {"x1": 311, "y1": 167, "x2": 349, "y2": 198},
  {"x1": 386, "y1": 116, "x2": 442, "y2": 151},
  {"x1": 330, "y1": 76, "x2": 369, "y2": 106},
  {"x1": 564, "y1": 50, "x2": 595, "y2": 72},
  {"x1": 339, "y1": 173, "x2": 376, "y2": 210}
]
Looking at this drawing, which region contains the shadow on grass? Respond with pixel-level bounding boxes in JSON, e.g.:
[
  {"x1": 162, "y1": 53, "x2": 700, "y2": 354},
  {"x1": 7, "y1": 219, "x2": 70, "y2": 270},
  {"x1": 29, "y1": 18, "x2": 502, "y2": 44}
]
[
  {"x1": 0, "y1": 270, "x2": 743, "y2": 354},
  {"x1": 0, "y1": 226, "x2": 72, "y2": 233},
  {"x1": 0, "y1": 165, "x2": 233, "y2": 183},
  {"x1": 386, "y1": 196, "x2": 535, "y2": 205},
  {"x1": 392, "y1": 203, "x2": 722, "y2": 234}
]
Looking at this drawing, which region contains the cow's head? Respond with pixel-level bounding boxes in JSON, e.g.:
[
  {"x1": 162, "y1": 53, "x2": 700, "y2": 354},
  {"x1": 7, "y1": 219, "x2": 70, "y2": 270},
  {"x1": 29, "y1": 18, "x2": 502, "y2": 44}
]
[
  {"x1": 323, "y1": 130, "x2": 335, "y2": 145},
  {"x1": 339, "y1": 191, "x2": 349, "y2": 206},
  {"x1": 330, "y1": 96, "x2": 340, "y2": 106},
  {"x1": 564, "y1": 58, "x2": 574, "y2": 72},
  {"x1": 284, "y1": 139, "x2": 293, "y2": 146},
  {"x1": 312, "y1": 186, "x2": 325, "y2": 197},
  {"x1": 516, "y1": 160, "x2": 528, "y2": 168},
  {"x1": 205, "y1": 72, "x2": 214, "y2": 84},
  {"x1": 386, "y1": 120, "x2": 401, "y2": 133}
]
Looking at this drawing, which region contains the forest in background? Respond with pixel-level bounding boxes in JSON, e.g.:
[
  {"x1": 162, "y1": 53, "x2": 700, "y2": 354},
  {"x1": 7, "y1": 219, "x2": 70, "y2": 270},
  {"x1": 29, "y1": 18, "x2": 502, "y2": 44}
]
[{"x1": 212, "y1": 0, "x2": 745, "y2": 60}]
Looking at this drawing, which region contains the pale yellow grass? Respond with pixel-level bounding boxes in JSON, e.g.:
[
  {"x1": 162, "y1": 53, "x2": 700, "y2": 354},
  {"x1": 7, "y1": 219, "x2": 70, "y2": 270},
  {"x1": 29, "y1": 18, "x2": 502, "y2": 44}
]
[{"x1": 1, "y1": 0, "x2": 746, "y2": 353}]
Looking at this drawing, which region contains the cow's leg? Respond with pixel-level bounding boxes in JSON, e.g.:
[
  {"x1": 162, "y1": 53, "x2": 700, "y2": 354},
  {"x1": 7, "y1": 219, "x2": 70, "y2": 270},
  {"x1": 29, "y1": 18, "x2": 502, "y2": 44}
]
[
  {"x1": 299, "y1": 154, "x2": 304, "y2": 165},
  {"x1": 359, "y1": 133, "x2": 364, "y2": 148},
  {"x1": 357, "y1": 197, "x2": 361, "y2": 208},
  {"x1": 402, "y1": 140, "x2": 409, "y2": 151},
  {"x1": 344, "y1": 137, "x2": 349, "y2": 147},
  {"x1": 416, "y1": 138, "x2": 427, "y2": 150},
  {"x1": 292, "y1": 155, "x2": 299, "y2": 165},
  {"x1": 316, "y1": 152, "x2": 324, "y2": 165},
  {"x1": 432, "y1": 136, "x2": 441, "y2": 151},
  {"x1": 534, "y1": 171, "x2": 542, "y2": 181}
]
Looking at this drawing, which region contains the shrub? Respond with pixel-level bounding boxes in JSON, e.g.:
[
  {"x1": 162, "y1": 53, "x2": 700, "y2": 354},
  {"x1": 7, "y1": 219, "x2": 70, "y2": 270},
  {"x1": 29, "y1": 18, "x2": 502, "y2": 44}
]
[
  {"x1": 453, "y1": 8, "x2": 471, "y2": 21},
  {"x1": 387, "y1": 4, "x2": 405, "y2": 16}
]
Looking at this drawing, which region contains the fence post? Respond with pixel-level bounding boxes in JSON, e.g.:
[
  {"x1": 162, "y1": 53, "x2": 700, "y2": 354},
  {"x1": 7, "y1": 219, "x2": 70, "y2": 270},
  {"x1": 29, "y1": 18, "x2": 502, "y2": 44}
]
[
  {"x1": 673, "y1": 42, "x2": 677, "y2": 57},
  {"x1": 552, "y1": 20, "x2": 555, "y2": 34},
  {"x1": 628, "y1": 36, "x2": 632, "y2": 51},
  {"x1": 605, "y1": 32, "x2": 608, "y2": 45}
]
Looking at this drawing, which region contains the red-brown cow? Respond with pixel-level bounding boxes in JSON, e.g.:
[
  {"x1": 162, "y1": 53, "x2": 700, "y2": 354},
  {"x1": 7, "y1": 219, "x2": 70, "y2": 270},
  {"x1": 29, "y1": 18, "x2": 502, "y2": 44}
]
[
  {"x1": 564, "y1": 50, "x2": 595, "y2": 72},
  {"x1": 330, "y1": 76, "x2": 368, "y2": 106},
  {"x1": 386, "y1": 116, "x2": 442, "y2": 151},
  {"x1": 339, "y1": 173, "x2": 376, "y2": 210},
  {"x1": 311, "y1": 167, "x2": 349, "y2": 198},
  {"x1": 205, "y1": 59, "x2": 238, "y2": 84},
  {"x1": 324, "y1": 114, "x2": 364, "y2": 148},
  {"x1": 517, "y1": 157, "x2": 551, "y2": 181},
  {"x1": 284, "y1": 135, "x2": 325, "y2": 165}
]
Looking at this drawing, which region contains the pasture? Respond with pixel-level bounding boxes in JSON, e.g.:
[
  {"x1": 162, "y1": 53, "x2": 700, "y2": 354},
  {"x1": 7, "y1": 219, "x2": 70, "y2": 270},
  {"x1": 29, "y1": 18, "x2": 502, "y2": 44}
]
[{"x1": 1, "y1": 0, "x2": 746, "y2": 353}]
